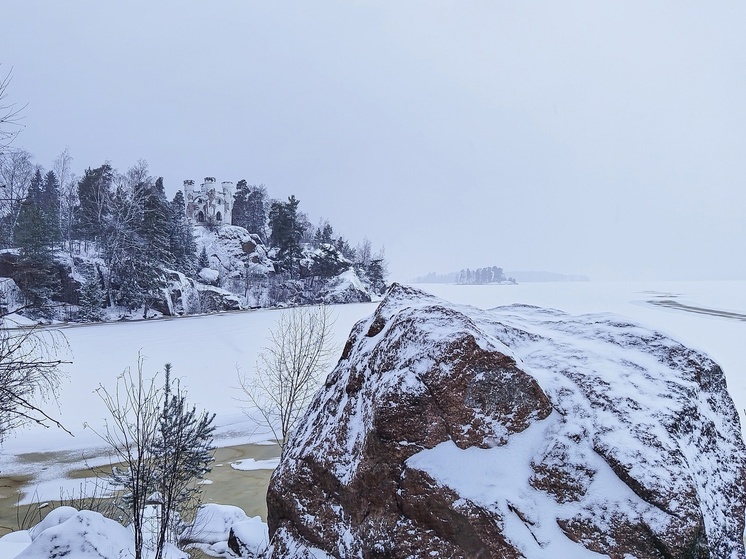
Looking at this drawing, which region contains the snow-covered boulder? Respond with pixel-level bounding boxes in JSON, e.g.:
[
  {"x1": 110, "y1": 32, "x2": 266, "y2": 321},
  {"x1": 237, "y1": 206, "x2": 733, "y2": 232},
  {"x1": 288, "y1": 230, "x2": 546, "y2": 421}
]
[
  {"x1": 228, "y1": 518, "x2": 270, "y2": 558},
  {"x1": 267, "y1": 284, "x2": 746, "y2": 558},
  {"x1": 317, "y1": 269, "x2": 371, "y2": 304},
  {"x1": 0, "y1": 276, "x2": 24, "y2": 313},
  {"x1": 195, "y1": 283, "x2": 241, "y2": 312},
  {"x1": 15, "y1": 509, "x2": 136, "y2": 559},
  {"x1": 185, "y1": 503, "x2": 251, "y2": 544},
  {"x1": 198, "y1": 267, "x2": 220, "y2": 286},
  {"x1": 181, "y1": 503, "x2": 268, "y2": 557}
]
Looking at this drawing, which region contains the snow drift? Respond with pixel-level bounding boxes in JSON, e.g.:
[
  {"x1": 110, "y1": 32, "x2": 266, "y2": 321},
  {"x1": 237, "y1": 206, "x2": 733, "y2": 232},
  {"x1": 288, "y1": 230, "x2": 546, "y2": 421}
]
[{"x1": 267, "y1": 284, "x2": 746, "y2": 558}]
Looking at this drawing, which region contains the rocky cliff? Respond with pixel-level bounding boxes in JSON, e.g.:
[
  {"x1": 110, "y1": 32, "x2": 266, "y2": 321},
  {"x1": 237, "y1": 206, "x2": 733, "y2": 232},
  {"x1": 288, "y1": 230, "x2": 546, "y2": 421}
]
[{"x1": 267, "y1": 284, "x2": 746, "y2": 558}]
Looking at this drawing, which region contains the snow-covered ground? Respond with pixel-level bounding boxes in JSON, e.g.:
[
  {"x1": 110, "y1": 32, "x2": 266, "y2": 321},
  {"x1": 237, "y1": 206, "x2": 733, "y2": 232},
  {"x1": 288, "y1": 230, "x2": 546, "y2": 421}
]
[{"x1": 1, "y1": 280, "x2": 745, "y2": 510}]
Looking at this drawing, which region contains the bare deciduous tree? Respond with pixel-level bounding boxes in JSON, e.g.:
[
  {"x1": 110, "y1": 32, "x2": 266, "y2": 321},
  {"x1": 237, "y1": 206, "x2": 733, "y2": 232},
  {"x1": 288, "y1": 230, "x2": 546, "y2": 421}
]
[
  {"x1": 0, "y1": 149, "x2": 33, "y2": 247},
  {"x1": 53, "y1": 148, "x2": 78, "y2": 254},
  {"x1": 0, "y1": 66, "x2": 25, "y2": 153},
  {"x1": 239, "y1": 305, "x2": 336, "y2": 453},
  {"x1": 92, "y1": 357, "x2": 214, "y2": 559},
  {"x1": 0, "y1": 315, "x2": 69, "y2": 440},
  {"x1": 93, "y1": 356, "x2": 162, "y2": 559}
]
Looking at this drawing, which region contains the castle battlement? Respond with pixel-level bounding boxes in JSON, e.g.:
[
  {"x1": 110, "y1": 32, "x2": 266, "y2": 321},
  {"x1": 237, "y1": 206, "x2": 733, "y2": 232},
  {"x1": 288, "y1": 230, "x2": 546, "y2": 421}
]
[{"x1": 184, "y1": 176, "x2": 234, "y2": 226}]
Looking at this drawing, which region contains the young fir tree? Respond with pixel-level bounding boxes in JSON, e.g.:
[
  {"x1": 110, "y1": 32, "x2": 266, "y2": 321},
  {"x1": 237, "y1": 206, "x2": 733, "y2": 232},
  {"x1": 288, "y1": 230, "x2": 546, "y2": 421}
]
[
  {"x1": 150, "y1": 364, "x2": 215, "y2": 556},
  {"x1": 197, "y1": 246, "x2": 210, "y2": 271}
]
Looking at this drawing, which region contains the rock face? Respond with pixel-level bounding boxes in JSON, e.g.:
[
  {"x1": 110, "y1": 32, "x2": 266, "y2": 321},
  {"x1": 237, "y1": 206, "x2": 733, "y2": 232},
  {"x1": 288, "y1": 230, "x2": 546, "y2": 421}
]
[
  {"x1": 155, "y1": 270, "x2": 241, "y2": 315},
  {"x1": 267, "y1": 284, "x2": 746, "y2": 558}
]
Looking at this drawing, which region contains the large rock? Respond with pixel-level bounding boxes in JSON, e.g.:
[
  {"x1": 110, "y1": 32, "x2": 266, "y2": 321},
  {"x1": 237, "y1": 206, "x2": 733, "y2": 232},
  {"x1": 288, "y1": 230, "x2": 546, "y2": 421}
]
[
  {"x1": 267, "y1": 284, "x2": 746, "y2": 558},
  {"x1": 317, "y1": 269, "x2": 372, "y2": 305},
  {"x1": 195, "y1": 225, "x2": 274, "y2": 284}
]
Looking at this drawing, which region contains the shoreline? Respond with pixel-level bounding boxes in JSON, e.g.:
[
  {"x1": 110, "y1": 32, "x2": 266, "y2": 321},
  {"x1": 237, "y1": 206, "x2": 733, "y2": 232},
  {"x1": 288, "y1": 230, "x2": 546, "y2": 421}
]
[{"x1": 0, "y1": 442, "x2": 281, "y2": 536}]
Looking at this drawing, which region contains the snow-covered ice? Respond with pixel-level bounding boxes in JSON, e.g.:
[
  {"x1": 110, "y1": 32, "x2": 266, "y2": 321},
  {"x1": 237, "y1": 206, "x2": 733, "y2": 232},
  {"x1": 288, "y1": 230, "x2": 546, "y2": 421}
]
[
  {"x1": 230, "y1": 458, "x2": 281, "y2": 471},
  {"x1": 0, "y1": 280, "x2": 743, "y2": 556}
]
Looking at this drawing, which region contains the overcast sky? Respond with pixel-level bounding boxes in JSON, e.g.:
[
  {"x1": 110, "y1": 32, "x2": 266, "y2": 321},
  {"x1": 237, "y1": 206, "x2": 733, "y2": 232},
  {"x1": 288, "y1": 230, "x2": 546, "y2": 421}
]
[{"x1": 2, "y1": 1, "x2": 745, "y2": 281}]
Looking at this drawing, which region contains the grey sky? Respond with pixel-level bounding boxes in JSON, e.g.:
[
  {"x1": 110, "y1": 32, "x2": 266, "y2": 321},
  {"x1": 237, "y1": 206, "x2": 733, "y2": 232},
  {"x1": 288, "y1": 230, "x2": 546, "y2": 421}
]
[{"x1": 3, "y1": 1, "x2": 745, "y2": 281}]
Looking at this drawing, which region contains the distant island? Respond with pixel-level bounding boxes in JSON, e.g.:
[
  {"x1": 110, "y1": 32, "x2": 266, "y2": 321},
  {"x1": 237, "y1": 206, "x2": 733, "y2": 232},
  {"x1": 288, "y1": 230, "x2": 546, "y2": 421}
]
[{"x1": 412, "y1": 268, "x2": 590, "y2": 284}]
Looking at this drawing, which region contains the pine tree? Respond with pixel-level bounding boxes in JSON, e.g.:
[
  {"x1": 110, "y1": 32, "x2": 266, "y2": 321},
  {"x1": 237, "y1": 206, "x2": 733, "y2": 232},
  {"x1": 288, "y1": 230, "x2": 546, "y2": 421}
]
[
  {"x1": 76, "y1": 163, "x2": 113, "y2": 246},
  {"x1": 363, "y1": 248, "x2": 388, "y2": 295},
  {"x1": 312, "y1": 244, "x2": 347, "y2": 278},
  {"x1": 269, "y1": 195, "x2": 304, "y2": 275},
  {"x1": 313, "y1": 220, "x2": 334, "y2": 247},
  {"x1": 231, "y1": 180, "x2": 250, "y2": 230},
  {"x1": 232, "y1": 180, "x2": 268, "y2": 241}
]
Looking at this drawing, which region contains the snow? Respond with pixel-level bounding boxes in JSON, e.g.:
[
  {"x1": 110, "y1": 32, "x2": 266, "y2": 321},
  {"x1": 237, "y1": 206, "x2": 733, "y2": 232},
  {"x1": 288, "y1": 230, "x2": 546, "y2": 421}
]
[
  {"x1": 0, "y1": 280, "x2": 743, "y2": 554},
  {"x1": 406, "y1": 414, "x2": 613, "y2": 558},
  {"x1": 274, "y1": 281, "x2": 746, "y2": 556},
  {"x1": 230, "y1": 517, "x2": 270, "y2": 556},
  {"x1": 187, "y1": 503, "x2": 252, "y2": 543},
  {"x1": 0, "y1": 531, "x2": 30, "y2": 559},
  {"x1": 13, "y1": 509, "x2": 136, "y2": 559},
  {"x1": 230, "y1": 458, "x2": 281, "y2": 471},
  {"x1": 198, "y1": 267, "x2": 220, "y2": 284}
]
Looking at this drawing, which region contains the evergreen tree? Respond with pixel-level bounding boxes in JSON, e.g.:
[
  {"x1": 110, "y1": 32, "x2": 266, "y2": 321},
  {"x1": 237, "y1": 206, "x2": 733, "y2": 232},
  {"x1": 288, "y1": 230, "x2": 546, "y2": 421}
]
[
  {"x1": 312, "y1": 244, "x2": 348, "y2": 278},
  {"x1": 141, "y1": 178, "x2": 172, "y2": 269},
  {"x1": 169, "y1": 190, "x2": 197, "y2": 276},
  {"x1": 269, "y1": 195, "x2": 304, "y2": 275},
  {"x1": 365, "y1": 257, "x2": 387, "y2": 295},
  {"x1": 197, "y1": 246, "x2": 209, "y2": 270},
  {"x1": 151, "y1": 364, "x2": 215, "y2": 556},
  {"x1": 13, "y1": 170, "x2": 61, "y2": 314},
  {"x1": 109, "y1": 172, "x2": 171, "y2": 318},
  {"x1": 232, "y1": 180, "x2": 268, "y2": 241},
  {"x1": 135, "y1": 178, "x2": 171, "y2": 317},
  {"x1": 313, "y1": 220, "x2": 334, "y2": 247},
  {"x1": 78, "y1": 274, "x2": 106, "y2": 322},
  {"x1": 75, "y1": 163, "x2": 113, "y2": 246},
  {"x1": 231, "y1": 180, "x2": 250, "y2": 230},
  {"x1": 41, "y1": 170, "x2": 62, "y2": 247}
]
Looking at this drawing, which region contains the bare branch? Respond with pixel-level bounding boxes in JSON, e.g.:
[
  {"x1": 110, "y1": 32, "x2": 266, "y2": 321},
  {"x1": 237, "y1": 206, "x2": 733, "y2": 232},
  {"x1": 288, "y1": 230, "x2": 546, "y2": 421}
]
[
  {"x1": 0, "y1": 66, "x2": 27, "y2": 152},
  {"x1": 238, "y1": 305, "x2": 336, "y2": 453}
]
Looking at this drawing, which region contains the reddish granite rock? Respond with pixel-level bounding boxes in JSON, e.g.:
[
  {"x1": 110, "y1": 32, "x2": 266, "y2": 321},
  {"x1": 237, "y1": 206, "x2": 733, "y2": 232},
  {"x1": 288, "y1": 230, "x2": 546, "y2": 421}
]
[{"x1": 266, "y1": 284, "x2": 746, "y2": 558}]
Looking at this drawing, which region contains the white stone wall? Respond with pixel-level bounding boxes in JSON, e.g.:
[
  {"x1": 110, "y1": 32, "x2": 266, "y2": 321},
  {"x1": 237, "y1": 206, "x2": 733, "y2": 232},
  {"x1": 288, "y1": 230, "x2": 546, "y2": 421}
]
[{"x1": 184, "y1": 177, "x2": 234, "y2": 226}]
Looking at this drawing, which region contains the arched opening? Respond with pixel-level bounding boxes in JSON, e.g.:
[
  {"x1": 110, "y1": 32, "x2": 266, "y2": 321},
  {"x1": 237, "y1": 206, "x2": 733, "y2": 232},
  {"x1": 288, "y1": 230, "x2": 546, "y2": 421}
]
[
  {"x1": 216, "y1": 211, "x2": 222, "y2": 222},
  {"x1": 197, "y1": 211, "x2": 205, "y2": 223}
]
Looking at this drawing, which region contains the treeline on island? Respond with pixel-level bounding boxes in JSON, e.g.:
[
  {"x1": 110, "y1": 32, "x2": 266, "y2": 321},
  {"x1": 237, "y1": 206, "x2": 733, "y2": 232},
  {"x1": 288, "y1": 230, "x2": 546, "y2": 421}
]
[
  {"x1": 413, "y1": 266, "x2": 516, "y2": 285},
  {"x1": 0, "y1": 149, "x2": 387, "y2": 321},
  {"x1": 456, "y1": 266, "x2": 515, "y2": 285}
]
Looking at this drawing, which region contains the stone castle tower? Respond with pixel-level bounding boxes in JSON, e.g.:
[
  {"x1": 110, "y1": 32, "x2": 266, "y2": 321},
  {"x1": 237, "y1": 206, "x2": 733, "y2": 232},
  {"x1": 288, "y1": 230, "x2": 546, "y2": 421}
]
[{"x1": 183, "y1": 177, "x2": 234, "y2": 226}]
